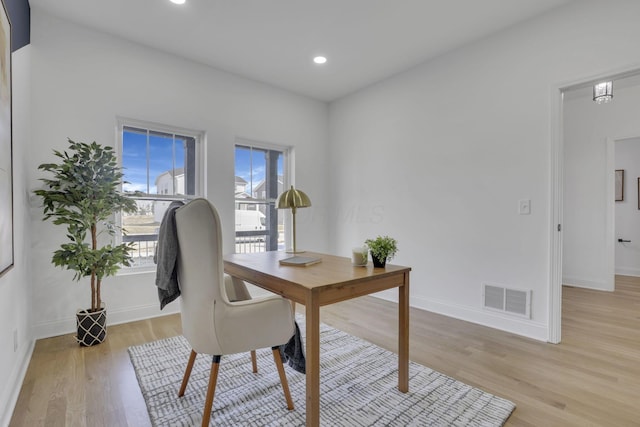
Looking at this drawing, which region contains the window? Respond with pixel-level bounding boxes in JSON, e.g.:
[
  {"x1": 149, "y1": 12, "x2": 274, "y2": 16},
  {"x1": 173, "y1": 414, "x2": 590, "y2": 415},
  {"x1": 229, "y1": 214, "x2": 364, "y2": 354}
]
[
  {"x1": 234, "y1": 142, "x2": 288, "y2": 253},
  {"x1": 118, "y1": 119, "x2": 203, "y2": 269}
]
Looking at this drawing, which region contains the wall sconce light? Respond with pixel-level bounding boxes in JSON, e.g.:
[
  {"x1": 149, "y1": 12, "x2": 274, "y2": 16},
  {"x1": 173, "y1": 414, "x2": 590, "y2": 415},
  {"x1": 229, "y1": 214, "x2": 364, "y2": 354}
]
[
  {"x1": 593, "y1": 81, "x2": 613, "y2": 104},
  {"x1": 277, "y1": 185, "x2": 311, "y2": 253}
]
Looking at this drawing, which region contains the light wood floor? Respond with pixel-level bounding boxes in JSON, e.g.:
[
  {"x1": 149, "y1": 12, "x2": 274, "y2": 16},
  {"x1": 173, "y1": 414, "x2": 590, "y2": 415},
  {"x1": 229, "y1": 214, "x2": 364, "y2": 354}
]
[{"x1": 10, "y1": 276, "x2": 640, "y2": 426}]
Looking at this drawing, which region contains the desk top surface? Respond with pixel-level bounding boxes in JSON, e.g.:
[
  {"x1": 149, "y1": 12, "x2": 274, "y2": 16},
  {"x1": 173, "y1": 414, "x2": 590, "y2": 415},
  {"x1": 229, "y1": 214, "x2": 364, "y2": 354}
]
[{"x1": 224, "y1": 251, "x2": 410, "y2": 290}]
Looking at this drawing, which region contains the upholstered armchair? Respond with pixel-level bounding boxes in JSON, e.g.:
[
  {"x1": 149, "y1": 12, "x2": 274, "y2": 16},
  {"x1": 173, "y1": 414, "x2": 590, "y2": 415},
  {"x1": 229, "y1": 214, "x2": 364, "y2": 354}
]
[{"x1": 174, "y1": 198, "x2": 295, "y2": 426}]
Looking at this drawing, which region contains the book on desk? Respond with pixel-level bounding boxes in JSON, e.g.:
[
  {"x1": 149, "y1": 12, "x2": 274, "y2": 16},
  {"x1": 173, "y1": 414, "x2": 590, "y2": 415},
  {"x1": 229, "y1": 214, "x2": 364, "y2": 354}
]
[{"x1": 279, "y1": 256, "x2": 322, "y2": 267}]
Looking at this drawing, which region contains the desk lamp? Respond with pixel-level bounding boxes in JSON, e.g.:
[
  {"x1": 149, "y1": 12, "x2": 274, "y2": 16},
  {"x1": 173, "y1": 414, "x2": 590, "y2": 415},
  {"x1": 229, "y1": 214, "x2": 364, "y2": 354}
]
[{"x1": 277, "y1": 185, "x2": 311, "y2": 253}]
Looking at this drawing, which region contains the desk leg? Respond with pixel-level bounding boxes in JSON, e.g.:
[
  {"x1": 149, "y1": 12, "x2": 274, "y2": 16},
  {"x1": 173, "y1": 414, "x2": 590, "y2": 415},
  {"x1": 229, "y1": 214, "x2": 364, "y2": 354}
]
[
  {"x1": 305, "y1": 292, "x2": 320, "y2": 427},
  {"x1": 398, "y1": 271, "x2": 410, "y2": 392}
]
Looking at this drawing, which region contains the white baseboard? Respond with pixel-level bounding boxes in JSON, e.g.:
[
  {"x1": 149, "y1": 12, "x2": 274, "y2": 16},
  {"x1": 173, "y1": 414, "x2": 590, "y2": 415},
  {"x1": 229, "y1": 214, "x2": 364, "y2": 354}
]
[
  {"x1": 8, "y1": 304, "x2": 179, "y2": 426},
  {"x1": 109, "y1": 303, "x2": 181, "y2": 327},
  {"x1": 372, "y1": 290, "x2": 548, "y2": 342},
  {"x1": 562, "y1": 276, "x2": 613, "y2": 291},
  {"x1": 31, "y1": 303, "x2": 180, "y2": 340},
  {"x1": 614, "y1": 267, "x2": 640, "y2": 277},
  {"x1": 0, "y1": 340, "x2": 35, "y2": 427}
]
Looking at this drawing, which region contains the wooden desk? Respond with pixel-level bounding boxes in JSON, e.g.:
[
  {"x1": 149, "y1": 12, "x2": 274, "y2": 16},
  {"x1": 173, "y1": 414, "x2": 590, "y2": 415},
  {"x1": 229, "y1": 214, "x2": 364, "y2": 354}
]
[{"x1": 224, "y1": 251, "x2": 411, "y2": 427}]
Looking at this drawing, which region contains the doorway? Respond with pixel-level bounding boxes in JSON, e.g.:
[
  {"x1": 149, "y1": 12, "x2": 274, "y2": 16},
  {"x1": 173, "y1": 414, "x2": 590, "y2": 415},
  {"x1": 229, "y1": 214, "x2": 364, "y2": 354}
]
[
  {"x1": 610, "y1": 137, "x2": 640, "y2": 277},
  {"x1": 550, "y1": 70, "x2": 640, "y2": 343}
]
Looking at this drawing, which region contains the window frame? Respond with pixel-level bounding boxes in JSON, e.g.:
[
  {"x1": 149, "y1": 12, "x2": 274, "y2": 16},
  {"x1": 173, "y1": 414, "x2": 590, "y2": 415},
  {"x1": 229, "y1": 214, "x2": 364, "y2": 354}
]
[
  {"x1": 234, "y1": 137, "x2": 291, "y2": 253},
  {"x1": 116, "y1": 117, "x2": 205, "y2": 273}
]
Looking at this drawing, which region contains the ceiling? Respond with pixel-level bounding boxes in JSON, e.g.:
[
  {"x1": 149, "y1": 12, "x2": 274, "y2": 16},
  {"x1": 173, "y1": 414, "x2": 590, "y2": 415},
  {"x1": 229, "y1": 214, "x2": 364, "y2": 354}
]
[{"x1": 29, "y1": 0, "x2": 573, "y2": 102}]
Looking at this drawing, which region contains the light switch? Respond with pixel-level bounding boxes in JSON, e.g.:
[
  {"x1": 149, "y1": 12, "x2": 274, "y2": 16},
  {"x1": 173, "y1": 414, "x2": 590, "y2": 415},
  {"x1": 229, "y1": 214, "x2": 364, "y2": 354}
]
[{"x1": 519, "y1": 199, "x2": 531, "y2": 215}]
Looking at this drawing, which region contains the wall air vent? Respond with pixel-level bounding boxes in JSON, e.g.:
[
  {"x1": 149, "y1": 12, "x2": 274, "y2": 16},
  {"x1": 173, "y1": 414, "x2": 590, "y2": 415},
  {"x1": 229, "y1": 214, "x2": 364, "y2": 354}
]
[{"x1": 483, "y1": 283, "x2": 531, "y2": 319}]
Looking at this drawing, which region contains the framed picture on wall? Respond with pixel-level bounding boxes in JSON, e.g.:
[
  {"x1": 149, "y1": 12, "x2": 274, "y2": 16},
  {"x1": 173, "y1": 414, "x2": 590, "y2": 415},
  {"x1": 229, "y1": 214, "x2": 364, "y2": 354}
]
[
  {"x1": 615, "y1": 169, "x2": 624, "y2": 202},
  {"x1": 0, "y1": 0, "x2": 12, "y2": 276}
]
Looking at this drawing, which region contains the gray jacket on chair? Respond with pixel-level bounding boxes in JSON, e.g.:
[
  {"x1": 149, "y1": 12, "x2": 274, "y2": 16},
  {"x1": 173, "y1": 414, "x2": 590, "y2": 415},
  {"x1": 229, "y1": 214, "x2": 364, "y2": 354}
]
[{"x1": 154, "y1": 201, "x2": 184, "y2": 309}]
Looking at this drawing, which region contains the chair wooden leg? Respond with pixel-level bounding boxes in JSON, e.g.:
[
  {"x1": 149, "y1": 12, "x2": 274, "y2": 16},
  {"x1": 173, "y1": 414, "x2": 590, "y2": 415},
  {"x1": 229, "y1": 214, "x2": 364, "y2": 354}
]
[
  {"x1": 178, "y1": 350, "x2": 197, "y2": 397},
  {"x1": 271, "y1": 347, "x2": 294, "y2": 410},
  {"x1": 251, "y1": 350, "x2": 258, "y2": 373},
  {"x1": 202, "y1": 355, "x2": 221, "y2": 427}
]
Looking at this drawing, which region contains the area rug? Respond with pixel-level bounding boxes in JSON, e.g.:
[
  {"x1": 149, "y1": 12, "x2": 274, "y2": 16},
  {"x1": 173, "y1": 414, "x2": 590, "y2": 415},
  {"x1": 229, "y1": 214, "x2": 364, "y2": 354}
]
[{"x1": 128, "y1": 318, "x2": 515, "y2": 426}]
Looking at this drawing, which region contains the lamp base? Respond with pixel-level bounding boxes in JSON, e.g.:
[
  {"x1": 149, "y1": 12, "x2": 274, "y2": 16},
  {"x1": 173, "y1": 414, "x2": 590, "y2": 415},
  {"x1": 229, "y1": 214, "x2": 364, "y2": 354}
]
[{"x1": 285, "y1": 249, "x2": 306, "y2": 254}]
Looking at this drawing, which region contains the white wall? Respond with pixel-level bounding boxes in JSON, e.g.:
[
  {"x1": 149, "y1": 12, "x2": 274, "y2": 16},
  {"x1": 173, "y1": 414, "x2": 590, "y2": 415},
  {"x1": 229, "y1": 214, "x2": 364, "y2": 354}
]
[
  {"x1": 28, "y1": 9, "x2": 329, "y2": 339},
  {"x1": 564, "y1": 75, "x2": 640, "y2": 289},
  {"x1": 0, "y1": 46, "x2": 33, "y2": 426},
  {"x1": 328, "y1": 0, "x2": 640, "y2": 341},
  {"x1": 614, "y1": 138, "x2": 640, "y2": 276}
]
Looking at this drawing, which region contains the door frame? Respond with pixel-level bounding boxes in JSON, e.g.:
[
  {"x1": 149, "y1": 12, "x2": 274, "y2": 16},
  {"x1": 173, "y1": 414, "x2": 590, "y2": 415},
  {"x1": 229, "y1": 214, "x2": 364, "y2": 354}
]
[
  {"x1": 549, "y1": 84, "x2": 563, "y2": 344},
  {"x1": 549, "y1": 64, "x2": 640, "y2": 344},
  {"x1": 605, "y1": 138, "x2": 616, "y2": 292}
]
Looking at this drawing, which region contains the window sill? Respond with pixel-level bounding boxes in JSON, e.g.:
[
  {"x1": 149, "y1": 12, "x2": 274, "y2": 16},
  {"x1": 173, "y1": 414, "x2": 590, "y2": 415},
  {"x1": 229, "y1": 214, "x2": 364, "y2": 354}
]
[{"x1": 119, "y1": 266, "x2": 155, "y2": 276}]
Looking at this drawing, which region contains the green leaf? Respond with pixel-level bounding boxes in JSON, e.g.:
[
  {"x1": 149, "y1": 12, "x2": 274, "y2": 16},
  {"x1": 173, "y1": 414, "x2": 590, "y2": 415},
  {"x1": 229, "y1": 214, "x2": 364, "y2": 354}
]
[{"x1": 34, "y1": 139, "x2": 137, "y2": 304}]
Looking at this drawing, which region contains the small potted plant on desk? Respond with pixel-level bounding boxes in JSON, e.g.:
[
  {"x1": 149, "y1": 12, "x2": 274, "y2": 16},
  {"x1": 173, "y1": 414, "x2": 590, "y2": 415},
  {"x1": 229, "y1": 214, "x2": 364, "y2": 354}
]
[
  {"x1": 34, "y1": 139, "x2": 138, "y2": 346},
  {"x1": 364, "y1": 235, "x2": 398, "y2": 268}
]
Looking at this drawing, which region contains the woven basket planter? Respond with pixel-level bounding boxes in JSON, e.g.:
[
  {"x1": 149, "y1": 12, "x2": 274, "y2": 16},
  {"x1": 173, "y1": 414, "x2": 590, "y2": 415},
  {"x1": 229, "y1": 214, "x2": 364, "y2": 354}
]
[{"x1": 76, "y1": 305, "x2": 107, "y2": 346}]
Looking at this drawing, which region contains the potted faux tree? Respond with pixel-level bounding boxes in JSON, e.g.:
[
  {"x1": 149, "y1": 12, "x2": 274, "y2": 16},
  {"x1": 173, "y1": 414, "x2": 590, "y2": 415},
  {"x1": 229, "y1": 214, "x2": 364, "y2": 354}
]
[
  {"x1": 35, "y1": 139, "x2": 138, "y2": 346},
  {"x1": 364, "y1": 235, "x2": 398, "y2": 268}
]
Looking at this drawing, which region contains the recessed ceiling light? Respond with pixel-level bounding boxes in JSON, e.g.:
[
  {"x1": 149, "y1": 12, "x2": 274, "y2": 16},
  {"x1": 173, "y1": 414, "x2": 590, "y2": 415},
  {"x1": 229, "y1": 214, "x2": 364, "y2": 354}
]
[
  {"x1": 313, "y1": 56, "x2": 327, "y2": 65},
  {"x1": 170, "y1": 0, "x2": 186, "y2": 4}
]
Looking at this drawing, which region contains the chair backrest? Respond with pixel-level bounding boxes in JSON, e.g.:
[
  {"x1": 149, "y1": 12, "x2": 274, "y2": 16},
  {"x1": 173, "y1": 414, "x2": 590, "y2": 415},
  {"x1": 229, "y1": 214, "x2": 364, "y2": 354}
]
[{"x1": 174, "y1": 198, "x2": 227, "y2": 355}]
